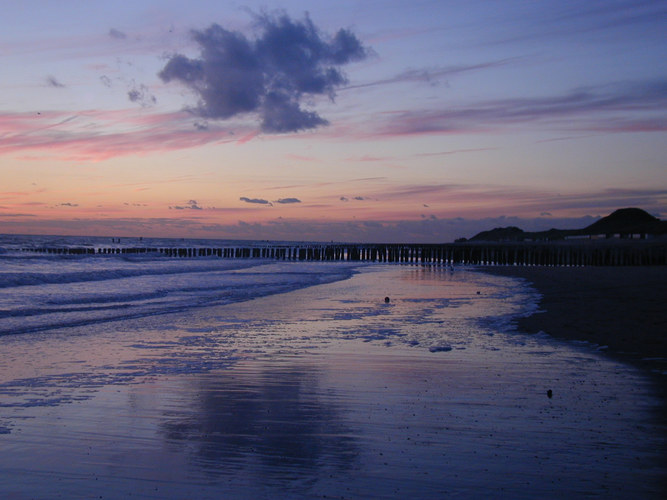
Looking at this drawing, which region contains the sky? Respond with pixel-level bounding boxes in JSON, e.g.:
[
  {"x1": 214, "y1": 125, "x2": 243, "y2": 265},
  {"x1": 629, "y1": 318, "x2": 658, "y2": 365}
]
[{"x1": 1, "y1": 0, "x2": 665, "y2": 243}]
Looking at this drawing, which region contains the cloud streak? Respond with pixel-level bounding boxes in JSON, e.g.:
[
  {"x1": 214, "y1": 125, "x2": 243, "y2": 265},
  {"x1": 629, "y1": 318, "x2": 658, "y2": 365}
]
[
  {"x1": 0, "y1": 109, "x2": 244, "y2": 161},
  {"x1": 371, "y1": 183, "x2": 667, "y2": 218},
  {"x1": 1, "y1": 78, "x2": 663, "y2": 161},
  {"x1": 351, "y1": 80, "x2": 667, "y2": 138},
  {"x1": 159, "y1": 11, "x2": 368, "y2": 133},
  {"x1": 345, "y1": 59, "x2": 520, "y2": 91},
  {"x1": 488, "y1": 0, "x2": 666, "y2": 46}
]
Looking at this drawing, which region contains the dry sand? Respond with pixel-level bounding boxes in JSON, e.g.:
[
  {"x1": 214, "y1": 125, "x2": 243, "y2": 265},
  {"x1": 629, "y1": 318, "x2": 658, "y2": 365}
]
[
  {"x1": 478, "y1": 266, "x2": 667, "y2": 359},
  {"x1": 479, "y1": 265, "x2": 667, "y2": 413}
]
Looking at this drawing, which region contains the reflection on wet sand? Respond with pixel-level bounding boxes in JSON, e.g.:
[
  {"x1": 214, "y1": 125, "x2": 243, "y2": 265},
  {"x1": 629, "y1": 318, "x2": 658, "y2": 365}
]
[
  {"x1": 160, "y1": 363, "x2": 357, "y2": 483},
  {"x1": 147, "y1": 345, "x2": 666, "y2": 499}
]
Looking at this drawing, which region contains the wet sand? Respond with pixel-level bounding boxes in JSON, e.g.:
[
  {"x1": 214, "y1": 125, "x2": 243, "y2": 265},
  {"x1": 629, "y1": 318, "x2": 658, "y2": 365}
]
[
  {"x1": 1, "y1": 265, "x2": 666, "y2": 498},
  {"x1": 478, "y1": 266, "x2": 667, "y2": 368}
]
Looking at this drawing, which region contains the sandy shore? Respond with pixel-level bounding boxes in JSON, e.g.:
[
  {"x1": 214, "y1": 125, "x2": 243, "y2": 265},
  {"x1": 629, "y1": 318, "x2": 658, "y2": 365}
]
[{"x1": 478, "y1": 266, "x2": 667, "y2": 373}]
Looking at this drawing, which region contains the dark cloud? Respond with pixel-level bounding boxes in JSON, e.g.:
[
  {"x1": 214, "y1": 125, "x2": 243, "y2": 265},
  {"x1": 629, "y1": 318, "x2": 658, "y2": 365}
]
[
  {"x1": 340, "y1": 195, "x2": 371, "y2": 202},
  {"x1": 100, "y1": 70, "x2": 156, "y2": 108},
  {"x1": 128, "y1": 82, "x2": 157, "y2": 107},
  {"x1": 274, "y1": 197, "x2": 301, "y2": 204},
  {"x1": 46, "y1": 76, "x2": 65, "y2": 88},
  {"x1": 100, "y1": 75, "x2": 112, "y2": 88},
  {"x1": 159, "y1": 11, "x2": 368, "y2": 133},
  {"x1": 240, "y1": 196, "x2": 272, "y2": 206},
  {"x1": 169, "y1": 200, "x2": 202, "y2": 210},
  {"x1": 58, "y1": 202, "x2": 78, "y2": 207},
  {"x1": 109, "y1": 28, "x2": 127, "y2": 40}
]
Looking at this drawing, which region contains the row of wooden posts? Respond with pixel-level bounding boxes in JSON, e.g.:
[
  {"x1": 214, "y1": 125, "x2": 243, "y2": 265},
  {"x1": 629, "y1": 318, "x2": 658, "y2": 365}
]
[{"x1": 23, "y1": 242, "x2": 667, "y2": 266}]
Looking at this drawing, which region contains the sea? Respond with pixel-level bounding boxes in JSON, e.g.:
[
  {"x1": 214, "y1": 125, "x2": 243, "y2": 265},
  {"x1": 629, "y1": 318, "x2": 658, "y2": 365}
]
[
  {"x1": 0, "y1": 234, "x2": 358, "y2": 338},
  {"x1": 0, "y1": 234, "x2": 665, "y2": 498}
]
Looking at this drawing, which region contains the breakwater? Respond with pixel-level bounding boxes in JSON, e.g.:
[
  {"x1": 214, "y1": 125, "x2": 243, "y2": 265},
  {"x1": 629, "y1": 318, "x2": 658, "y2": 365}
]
[{"x1": 22, "y1": 241, "x2": 667, "y2": 266}]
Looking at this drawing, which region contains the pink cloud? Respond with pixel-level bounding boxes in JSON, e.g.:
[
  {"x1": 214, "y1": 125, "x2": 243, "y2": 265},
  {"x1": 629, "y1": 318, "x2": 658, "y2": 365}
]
[
  {"x1": 0, "y1": 109, "x2": 251, "y2": 161},
  {"x1": 235, "y1": 130, "x2": 260, "y2": 145},
  {"x1": 0, "y1": 188, "x2": 47, "y2": 201},
  {"x1": 345, "y1": 155, "x2": 392, "y2": 162},
  {"x1": 414, "y1": 147, "x2": 499, "y2": 157}
]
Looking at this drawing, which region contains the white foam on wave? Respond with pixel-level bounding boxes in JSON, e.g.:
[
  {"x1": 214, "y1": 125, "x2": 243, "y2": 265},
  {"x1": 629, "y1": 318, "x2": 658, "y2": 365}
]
[{"x1": 0, "y1": 253, "x2": 357, "y2": 336}]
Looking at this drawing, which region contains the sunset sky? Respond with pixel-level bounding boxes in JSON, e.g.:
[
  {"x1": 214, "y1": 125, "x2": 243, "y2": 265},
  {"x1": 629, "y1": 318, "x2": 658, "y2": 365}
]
[{"x1": 1, "y1": 0, "x2": 665, "y2": 243}]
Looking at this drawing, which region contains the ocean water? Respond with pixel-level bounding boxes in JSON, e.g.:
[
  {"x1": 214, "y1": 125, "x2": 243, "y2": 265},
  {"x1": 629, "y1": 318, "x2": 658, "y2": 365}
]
[
  {"x1": 0, "y1": 234, "x2": 540, "y2": 384},
  {"x1": 1, "y1": 234, "x2": 665, "y2": 498},
  {"x1": 0, "y1": 234, "x2": 354, "y2": 337}
]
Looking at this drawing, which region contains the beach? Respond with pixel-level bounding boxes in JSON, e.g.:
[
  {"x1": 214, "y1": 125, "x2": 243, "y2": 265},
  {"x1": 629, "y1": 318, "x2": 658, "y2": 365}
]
[
  {"x1": 1, "y1": 259, "x2": 666, "y2": 498},
  {"x1": 479, "y1": 266, "x2": 667, "y2": 371}
]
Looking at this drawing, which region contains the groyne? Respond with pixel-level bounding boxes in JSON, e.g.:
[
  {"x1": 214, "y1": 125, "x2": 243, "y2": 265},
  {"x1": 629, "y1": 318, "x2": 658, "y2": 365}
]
[{"x1": 22, "y1": 241, "x2": 667, "y2": 266}]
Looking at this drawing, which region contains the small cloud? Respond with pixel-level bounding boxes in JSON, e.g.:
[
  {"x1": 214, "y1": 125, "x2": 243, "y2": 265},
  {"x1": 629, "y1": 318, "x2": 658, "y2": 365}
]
[
  {"x1": 128, "y1": 82, "x2": 157, "y2": 107},
  {"x1": 541, "y1": 211, "x2": 553, "y2": 216},
  {"x1": 423, "y1": 204, "x2": 430, "y2": 207},
  {"x1": 100, "y1": 75, "x2": 113, "y2": 88},
  {"x1": 240, "y1": 196, "x2": 272, "y2": 206},
  {"x1": 341, "y1": 195, "x2": 371, "y2": 202},
  {"x1": 109, "y1": 28, "x2": 127, "y2": 40},
  {"x1": 58, "y1": 202, "x2": 78, "y2": 207},
  {"x1": 274, "y1": 197, "x2": 301, "y2": 204},
  {"x1": 169, "y1": 199, "x2": 203, "y2": 210},
  {"x1": 46, "y1": 76, "x2": 65, "y2": 88}
]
